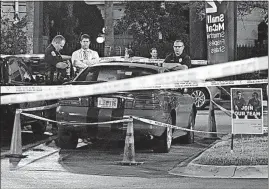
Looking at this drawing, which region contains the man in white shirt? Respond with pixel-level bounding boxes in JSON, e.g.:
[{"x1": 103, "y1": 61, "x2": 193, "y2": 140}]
[{"x1": 71, "y1": 34, "x2": 99, "y2": 74}]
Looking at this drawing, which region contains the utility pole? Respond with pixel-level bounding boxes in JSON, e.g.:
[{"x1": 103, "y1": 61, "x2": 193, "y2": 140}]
[{"x1": 104, "y1": 1, "x2": 114, "y2": 56}]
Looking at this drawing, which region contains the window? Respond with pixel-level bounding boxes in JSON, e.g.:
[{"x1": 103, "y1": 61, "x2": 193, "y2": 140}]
[
  {"x1": 76, "y1": 66, "x2": 157, "y2": 82},
  {"x1": 8, "y1": 58, "x2": 32, "y2": 82}
]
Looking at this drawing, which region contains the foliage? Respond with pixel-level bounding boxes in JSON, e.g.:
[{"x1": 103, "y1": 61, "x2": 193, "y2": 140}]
[
  {"x1": 193, "y1": 135, "x2": 268, "y2": 166},
  {"x1": 43, "y1": 2, "x2": 104, "y2": 55},
  {"x1": 0, "y1": 15, "x2": 27, "y2": 55},
  {"x1": 115, "y1": 1, "x2": 189, "y2": 50},
  {"x1": 188, "y1": 1, "x2": 268, "y2": 21}
]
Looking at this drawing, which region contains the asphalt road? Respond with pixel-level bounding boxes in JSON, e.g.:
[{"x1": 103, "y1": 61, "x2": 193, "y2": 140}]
[
  {"x1": 1, "y1": 110, "x2": 267, "y2": 189},
  {"x1": 1, "y1": 153, "x2": 267, "y2": 189}
]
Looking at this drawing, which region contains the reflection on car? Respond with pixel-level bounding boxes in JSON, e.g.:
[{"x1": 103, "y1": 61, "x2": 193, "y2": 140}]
[
  {"x1": 0, "y1": 55, "x2": 49, "y2": 137},
  {"x1": 56, "y1": 58, "x2": 197, "y2": 152}
]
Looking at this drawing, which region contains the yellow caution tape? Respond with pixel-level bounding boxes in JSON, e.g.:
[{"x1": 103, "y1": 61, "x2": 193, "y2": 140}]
[{"x1": 1, "y1": 56, "x2": 267, "y2": 104}]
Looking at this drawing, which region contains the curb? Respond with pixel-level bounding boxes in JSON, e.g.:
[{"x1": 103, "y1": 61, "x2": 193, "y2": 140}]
[
  {"x1": 169, "y1": 162, "x2": 268, "y2": 178},
  {"x1": 169, "y1": 135, "x2": 268, "y2": 178}
]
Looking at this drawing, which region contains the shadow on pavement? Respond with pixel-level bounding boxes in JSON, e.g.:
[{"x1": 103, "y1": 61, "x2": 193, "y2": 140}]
[{"x1": 58, "y1": 135, "x2": 217, "y2": 178}]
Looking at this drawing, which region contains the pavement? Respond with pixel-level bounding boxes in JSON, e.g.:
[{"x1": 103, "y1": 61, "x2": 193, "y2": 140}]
[{"x1": 169, "y1": 135, "x2": 268, "y2": 179}]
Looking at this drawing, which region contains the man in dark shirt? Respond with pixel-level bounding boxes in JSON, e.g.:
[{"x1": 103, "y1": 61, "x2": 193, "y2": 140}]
[
  {"x1": 164, "y1": 40, "x2": 191, "y2": 70},
  {"x1": 45, "y1": 35, "x2": 66, "y2": 85}
]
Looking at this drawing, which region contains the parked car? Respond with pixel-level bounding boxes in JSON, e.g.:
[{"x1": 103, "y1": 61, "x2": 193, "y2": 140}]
[
  {"x1": 0, "y1": 55, "x2": 49, "y2": 136},
  {"x1": 188, "y1": 86, "x2": 221, "y2": 110},
  {"x1": 101, "y1": 57, "x2": 222, "y2": 110},
  {"x1": 8, "y1": 54, "x2": 73, "y2": 84},
  {"x1": 56, "y1": 58, "x2": 197, "y2": 152}
]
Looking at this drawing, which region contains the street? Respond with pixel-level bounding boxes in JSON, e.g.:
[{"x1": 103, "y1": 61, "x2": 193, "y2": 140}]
[{"x1": 1, "y1": 109, "x2": 267, "y2": 189}]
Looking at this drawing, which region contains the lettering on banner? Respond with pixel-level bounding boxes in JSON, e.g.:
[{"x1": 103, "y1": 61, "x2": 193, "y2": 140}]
[{"x1": 206, "y1": 0, "x2": 230, "y2": 64}]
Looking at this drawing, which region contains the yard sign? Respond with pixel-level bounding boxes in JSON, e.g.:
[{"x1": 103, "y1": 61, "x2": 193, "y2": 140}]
[{"x1": 231, "y1": 88, "x2": 263, "y2": 134}]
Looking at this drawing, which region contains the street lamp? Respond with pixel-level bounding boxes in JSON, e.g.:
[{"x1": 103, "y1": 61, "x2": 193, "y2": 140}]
[{"x1": 96, "y1": 35, "x2": 105, "y2": 43}]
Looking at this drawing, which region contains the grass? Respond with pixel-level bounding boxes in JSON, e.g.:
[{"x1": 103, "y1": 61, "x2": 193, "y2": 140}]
[{"x1": 193, "y1": 135, "x2": 268, "y2": 166}]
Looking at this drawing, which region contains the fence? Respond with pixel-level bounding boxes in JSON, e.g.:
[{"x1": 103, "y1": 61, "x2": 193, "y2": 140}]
[{"x1": 236, "y1": 43, "x2": 268, "y2": 60}]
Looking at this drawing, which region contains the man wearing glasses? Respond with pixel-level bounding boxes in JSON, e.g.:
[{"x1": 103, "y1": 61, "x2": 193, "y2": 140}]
[{"x1": 164, "y1": 40, "x2": 191, "y2": 70}]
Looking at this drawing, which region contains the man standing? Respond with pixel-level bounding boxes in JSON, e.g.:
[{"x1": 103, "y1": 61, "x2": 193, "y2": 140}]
[
  {"x1": 71, "y1": 34, "x2": 99, "y2": 74},
  {"x1": 164, "y1": 40, "x2": 191, "y2": 70},
  {"x1": 45, "y1": 35, "x2": 66, "y2": 85},
  {"x1": 150, "y1": 48, "x2": 158, "y2": 59}
]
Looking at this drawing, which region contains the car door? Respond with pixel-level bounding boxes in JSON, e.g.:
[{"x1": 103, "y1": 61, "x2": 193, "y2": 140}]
[
  {"x1": 7, "y1": 57, "x2": 45, "y2": 110},
  {"x1": 8, "y1": 57, "x2": 33, "y2": 86}
]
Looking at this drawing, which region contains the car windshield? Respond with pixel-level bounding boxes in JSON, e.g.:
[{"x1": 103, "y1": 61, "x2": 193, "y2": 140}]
[{"x1": 75, "y1": 65, "x2": 158, "y2": 82}]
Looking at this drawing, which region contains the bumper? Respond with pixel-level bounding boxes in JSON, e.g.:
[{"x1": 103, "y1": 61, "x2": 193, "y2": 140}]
[{"x1": 56, "y1": 106, "x2": 168, "y2": 139}]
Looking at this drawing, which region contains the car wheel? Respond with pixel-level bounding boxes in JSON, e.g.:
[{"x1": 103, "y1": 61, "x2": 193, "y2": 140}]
[
  {"x1": 153, "y1": 115, "x2": 173, "y2": 153},
  {"x1": 31, "y1": 120, "x2": 47, "y2": 135},
  {"x1": 184, "y1": 110, "x2": 195, "y2": 144},
  {"x1": 30, "y1": 101, "x2": 49, "y2": 135},
  {"x1": 191, "y1": 88, "x2": 209, "y2": 109},
  {"x1": 58, "y1": 127, "x2": 78, "y2": 149}
]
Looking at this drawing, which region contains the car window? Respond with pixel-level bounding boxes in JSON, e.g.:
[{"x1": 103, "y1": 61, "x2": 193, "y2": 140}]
[
  {"x1": 9, "y1": 60, "x2": 22, "y2": 81},
  {"x1": 76, "y1": 66, "x2": 158, "y2": 82},
  {"x1": 9, "y1": 58, "x2": 32, "y2": 82}
]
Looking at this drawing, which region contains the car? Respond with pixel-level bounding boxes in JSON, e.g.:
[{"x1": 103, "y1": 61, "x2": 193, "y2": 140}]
[
  {"x1": 0, "y1": 55, "x2": 49, "y2": 136},
  {"x1": 188, "y1": 85, "x2": 221, "y2": 110},
  {"x1": 101, "y1": 57, "x2": 221, "y2": 110},
  {"x1": 8, "y1": 54, "x2": 73, "y2": 84},
  {"x1": 56, "y1": 57, "x2": 197, "y2": 152}
]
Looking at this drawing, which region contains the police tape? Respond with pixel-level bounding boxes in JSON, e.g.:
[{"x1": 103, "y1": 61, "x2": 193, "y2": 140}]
[
  {"x1": 1, "y1": 56, "x2": 268, "y2": 104},
  {"x1": 131, "y1": 116, "x2": 228, "y2": 135},
  {"x1": 19, "y1": 103, "x2": 58, "y2": 112},
  {"x1": 211, "y1": 100, "x2": 231, "y2": 117},
  {"x1": 21, "y1": 112, "x2": 228, "y2": 135},
  {"x1": 1, "y1": 79, "x2": 267, "y2": 94},
  {"x1": 21, "y1": 112, "x2": 132, "y2": 125}
]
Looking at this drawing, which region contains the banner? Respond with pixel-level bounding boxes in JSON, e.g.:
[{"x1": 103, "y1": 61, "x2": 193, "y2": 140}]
[
  {"x1": 1, "y1": 56, "x2": 267, "y2": 105},
  {"x1": 231, "y1": 88, "x2": 263, "y2": 134},
  {"x1": 205, "y1": 1, "x2": 236, "y2": 64}
]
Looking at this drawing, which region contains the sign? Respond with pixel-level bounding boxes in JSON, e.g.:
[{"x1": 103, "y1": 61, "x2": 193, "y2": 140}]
[
  {"x1": 205, "y1": 1, "x2": 236, "y2": 64},
  {"x1": 231, "y1": 88, "x2": 263, "y2": 134}
]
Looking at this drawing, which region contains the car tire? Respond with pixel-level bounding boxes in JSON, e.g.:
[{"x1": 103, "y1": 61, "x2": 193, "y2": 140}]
[
  {"x1": 190, "y1": 88, "x2": 209, "y2": 110},
  {"x1": 30, "y1": 101, "x2": 49, "y2": 135},
  {"x1": 58, "y1": 127, "x2": 78, "y2": 149},
  {"x1": 153, "y1": 115, "x2": 173, "y2": 153},
  {"x1": 183, "y1": 109, "x2": 196, "y2": 144},
  {"x1": 31, "y1": 120, "x2": 47, "y2": 135}
]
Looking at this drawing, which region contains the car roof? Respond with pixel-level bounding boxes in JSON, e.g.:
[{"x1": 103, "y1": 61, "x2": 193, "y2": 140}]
[
  {"x1": 90, "y1": 62, "x2": 166, "y2": 72},
  {"x1": 0, "y1": 54, "x2": 71, "y2": 60}
]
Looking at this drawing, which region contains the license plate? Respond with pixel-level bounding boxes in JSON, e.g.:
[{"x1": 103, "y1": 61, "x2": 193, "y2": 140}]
[{"x1": 97, "y1": 97, "x2": 118, "y2": 108}]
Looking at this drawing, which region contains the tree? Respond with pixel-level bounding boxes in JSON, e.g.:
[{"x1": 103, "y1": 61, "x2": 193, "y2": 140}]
[
  {"x1": 188, "y1": 1, "x2": 268, "y2": 21},
  {"x1": 114, "y1": 1, "x2": 189, "y2": 57},
  {"x1": 1, "y1": 15, "x2": 27, "y2": 55}
]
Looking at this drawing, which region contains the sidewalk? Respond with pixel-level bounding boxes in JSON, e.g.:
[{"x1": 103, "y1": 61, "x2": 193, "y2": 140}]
[
  {"x1": 169, "y1": 158, "x2": 268, "y2": 178},
  {"x1": 169, "y1": 135, "x2": 268, "y2": 178}
]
